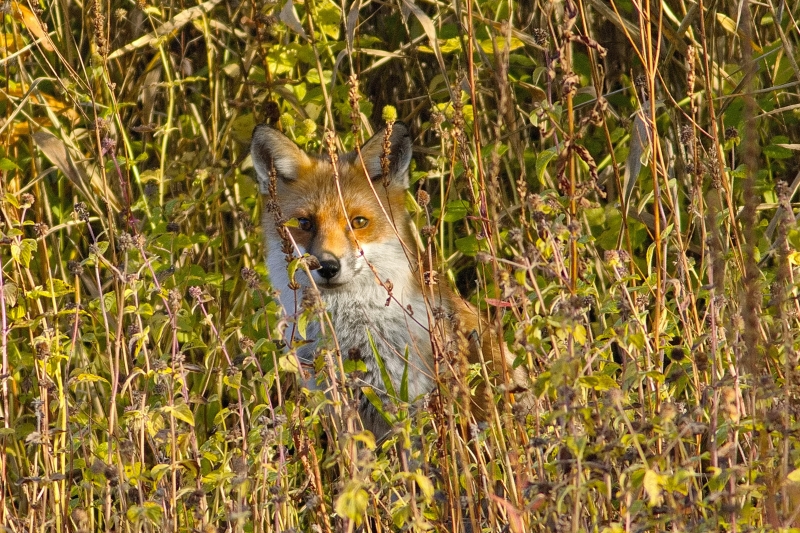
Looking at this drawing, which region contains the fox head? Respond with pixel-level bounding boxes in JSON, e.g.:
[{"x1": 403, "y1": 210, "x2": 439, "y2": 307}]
[{"x1": 250, "y1": 123, "x2": 416, "y2": 303}]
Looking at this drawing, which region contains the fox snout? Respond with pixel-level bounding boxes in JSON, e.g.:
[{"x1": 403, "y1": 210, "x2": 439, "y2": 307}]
[
  {"x1": 309, "y1": 250, "x2": 355, "y2": 286},
  {"x1": 315, "y1": 253, "x2": 340, "y2": 281}
]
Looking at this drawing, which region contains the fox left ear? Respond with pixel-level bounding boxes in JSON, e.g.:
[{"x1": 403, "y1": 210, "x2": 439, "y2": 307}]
[
  {"x1": 359, "y1": 122, "x2": 413, "y2": 186},
  {"x1": 250, "y1": 124, "x2": 311, "y2": 194}
]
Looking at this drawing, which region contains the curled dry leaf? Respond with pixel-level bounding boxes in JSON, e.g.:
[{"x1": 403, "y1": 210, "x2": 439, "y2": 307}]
[{"x1": 10, "y1": 2, "x2": 54, "y2": 52}]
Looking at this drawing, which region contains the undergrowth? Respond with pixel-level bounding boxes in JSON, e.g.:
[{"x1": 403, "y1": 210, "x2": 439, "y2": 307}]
[{"x1": 2, "y1": 0, "x2": 800, "y2": 531}]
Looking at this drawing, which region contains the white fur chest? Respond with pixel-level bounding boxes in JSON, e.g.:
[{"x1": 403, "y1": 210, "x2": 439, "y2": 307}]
[{"x1": 267, "y1": 244, "x2": 436, "y2": 403}]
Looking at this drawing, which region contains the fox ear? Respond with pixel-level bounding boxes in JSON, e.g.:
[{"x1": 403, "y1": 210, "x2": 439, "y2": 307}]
[
  {"x1": 250, "y1": 124, "x2": 310, "y2": 194},
  {"x1": 359, "y1": 122, "x2": 412, "y2": 186}
]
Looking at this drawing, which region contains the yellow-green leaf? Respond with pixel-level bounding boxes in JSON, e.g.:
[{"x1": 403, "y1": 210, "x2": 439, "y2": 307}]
[
  {"x1": 477, "y1": 37, "x2": 525, "y2": 54},
  {"x1": 335, "y1": 481, "x2": 369, "y2": 525},
  {"x1": 163, "y1": 402, "x2": 195, "y2": 427},
  {"x1": 643, "y1": 469, "x2": 663, "y2": 506},
  {"x1": 577, "y1": 375, "x2": 619, "y2": 391},
  {"x1": 74, "y1": 373, "x2": 110, "y2": 385}
]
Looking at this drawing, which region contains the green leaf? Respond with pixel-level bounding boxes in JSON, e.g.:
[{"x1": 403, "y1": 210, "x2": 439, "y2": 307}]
[
  {"x1": 73, "y1": 373, "x2": 110, "y2": 385},
  {"x1": 367, "y1": 329, "x2": 396, "y2": 399},
  {"x1": 151, "y1": 463, "x2": 171, "y2": 482},
  {"x1": 126, "y1": 502, "x2": 163, "y2": 525},
  {"x1": 350, "y1": 430, "x2": 376, "y2": 450},
  {"x1": 643, "y1": 469, "x2": 663, "y2": 506},
  {"x1": 297, "y1": 309, "x2": 311, "y2": 339},
  {"x1": 577, "y1": 375, "x2": 619, "y2": 391},
  {"x1": 279, "y1": 354, "x2": 300, "y2": 373},
  {"x1": 335, "y1": 481, "x2": 369, "y2": 526},
  {"x1": 764, "y1": 137, "x2": 794, "y2": 159},
  {"x1": 286, "y1": 255, "x2": 302, "y2": 283},
  {"x1": 316, "y1": 1, "x2": 341, "y2": 39},
  {"x1": 399, "y1": 347, "x2": 409, "y2": 403},
  {"x1": 536, "y1": 147, "x2": 558, "y2": 185},
  {"x1": 342, "y1": 358, "x2": 367, "y2": 374},
  {"x1": 361, "y1": 386, "x2": 389, "y2": 424},
  {"x1": 0, "y1": 158, "x2": 20, "y2": 171},
  {"x1": 223, "y1": 371, "x2": 242, "y2": 390},
  {"x1": 455, "y1": 234, "x2": 486, "y2": 256},
  {"x1": 436, "y1": 199, "x2": 471, "y2": 222},
  {"x1": 4, "y1": 193, "x2": 19, "y2": 208},
  {"x1": 2, "y1": 282, "x2": 18, "y2": 307},
  {"x1": 11, "y1": 239, "x2": 36, "y2": 268},
  {"x1": 477, "y1": 37, "x2": 525, "y2": 54},
  {"x1": 163, "y1": 402, "x2": 195, "y2": 427},
  {"x1": 94, "y1": 241, "x2": 109, "y2": 255}
]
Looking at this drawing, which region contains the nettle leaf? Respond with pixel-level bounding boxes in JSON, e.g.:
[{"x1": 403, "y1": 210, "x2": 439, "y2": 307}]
[
  {"x1": 478, "y1": 37, "x2": 525, "y2": 54},
  {"x1": 342, "y1": 358, "x2": 367, "y2": 374},
  {"x1": 764, "y1": 136, "x2": 794, "y2": 159},
  {"x1": 11, "y1": 239, "x2": 37, "y2": 268},
  {"x1": 162, "y1": 402, "x2": 195, "y2": 427},
  {"x1": 4, "y1": 193, "x2": 20, "y2": 208},
  {"x1": 72, "y1": 373, "x2": 110, "y2": 386},
  {"x1": 434, "y1": 199, "x2": 471, "y2": 222},
  {"x1": 536, "y1": 146, "x2": 559, "y2": 185},
  {"x1": 223, "y1": 371, "x2": 242, "y2": 390},
  {"x1": 0, "y1": 158, "x2": 20, "y2": 171},
  {"x1": 2, "y1": 282, "x2": 18, "y2": 307},
  {"x1": 315, "y1": 1, "x2": 341, "y2": 39},
  {"x1": 643, "y1": 469, "x2": 664, "y2": 507},
  {"x1": 335, "y1": 481, "x2": 369, "y2": 526},
  {"x1": 126, "y1": 502, "x2": 163, "y2": 525},
  {"x1": 577, "y1": 375, "x2": 619, "y2": 391},
  {"x1": 455, "y1": 234, "x2": 487, "y2": 256},
  {"x1": 150, "y1": 464, "x2": 171, "y2": 483}
]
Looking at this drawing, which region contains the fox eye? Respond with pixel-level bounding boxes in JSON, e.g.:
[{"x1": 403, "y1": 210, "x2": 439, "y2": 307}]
[
  {"x1": 296, "y1": 217, "x2": 313, "y2": 231},
  {"x1": 351, "y1": 216, "x2": 369, "y2": 229}
]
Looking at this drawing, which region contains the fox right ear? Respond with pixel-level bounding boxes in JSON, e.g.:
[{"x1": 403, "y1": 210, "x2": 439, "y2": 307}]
[
  {"x1": 359, "y1": 122, "x2": 413, "y2": 186},
  {"x1": 250, "y1": 124, "x2": 310, "y2": 193}
]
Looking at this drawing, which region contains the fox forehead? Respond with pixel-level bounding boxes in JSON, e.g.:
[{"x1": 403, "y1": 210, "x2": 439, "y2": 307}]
[{"x1": 276, "y1": 156, "x2": 404, "y2": 219}]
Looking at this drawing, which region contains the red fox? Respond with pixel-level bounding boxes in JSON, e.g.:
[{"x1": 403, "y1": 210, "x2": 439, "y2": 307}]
[{"x1": 250, "y1": 122, "x2": 528, "y2": 436}]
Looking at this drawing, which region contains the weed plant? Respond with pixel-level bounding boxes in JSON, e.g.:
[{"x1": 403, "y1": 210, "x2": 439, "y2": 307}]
[{"x1": 2, "y1": 0, "x2": 800, "y2": 531}]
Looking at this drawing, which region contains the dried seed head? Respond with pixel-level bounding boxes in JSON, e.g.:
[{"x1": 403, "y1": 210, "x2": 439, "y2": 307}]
[
  {"x1": 348, "y1": 74, "x2": 361, "y2": 132},
  {"x1": 531, "y1": 28, "x2": 549, "y2": 46},
  {"x1": 168, "y1": 288, "x2": 182, "y2": 312},
  {"x1": 34, "y1": 222, "x2": 48, "y2": 237},
  {"x1": 74, "y1": 202, "x2": 90, "y2": 222},
  {"x1": 679, "y1": 124, "x2": 694, "y2": 145},
  {"x1": 416, "y1": 189, "x2": 430, "y2": 207},
  {"x1": 476, "y1": 251, "x2": 492, "y2": 264},
  {"x1": 68, "y1": 260, "x2": 84, "y2": 276},
  {"x1": 35, "y1": 342, "x2": 51, "y2": 360},
  {"x1": 118, "y1": 232, "x2": 134, "y2": 250},
  {"x1": 241, "y1": 267, "x2": 260, "y2": 289},
  {"x1": 300, "y1": 287, "x2": 324, "y2": 314},
  {"x1": 424, "y1": 270, "x2": 438, "y2": 286},
  {"x1": 420, "y1": 225, "x2": 436, "y2": 237}
]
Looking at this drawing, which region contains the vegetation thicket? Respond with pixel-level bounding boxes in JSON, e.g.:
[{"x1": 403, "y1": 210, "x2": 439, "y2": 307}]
[{"x1": 2, "y1": 0, "x2": 800, "y2": 531}]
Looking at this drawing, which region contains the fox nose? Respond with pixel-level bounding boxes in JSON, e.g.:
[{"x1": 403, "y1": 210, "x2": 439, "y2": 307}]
[{"x1": 317, "y1": 257, "x2": 340, "y2": 280}]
